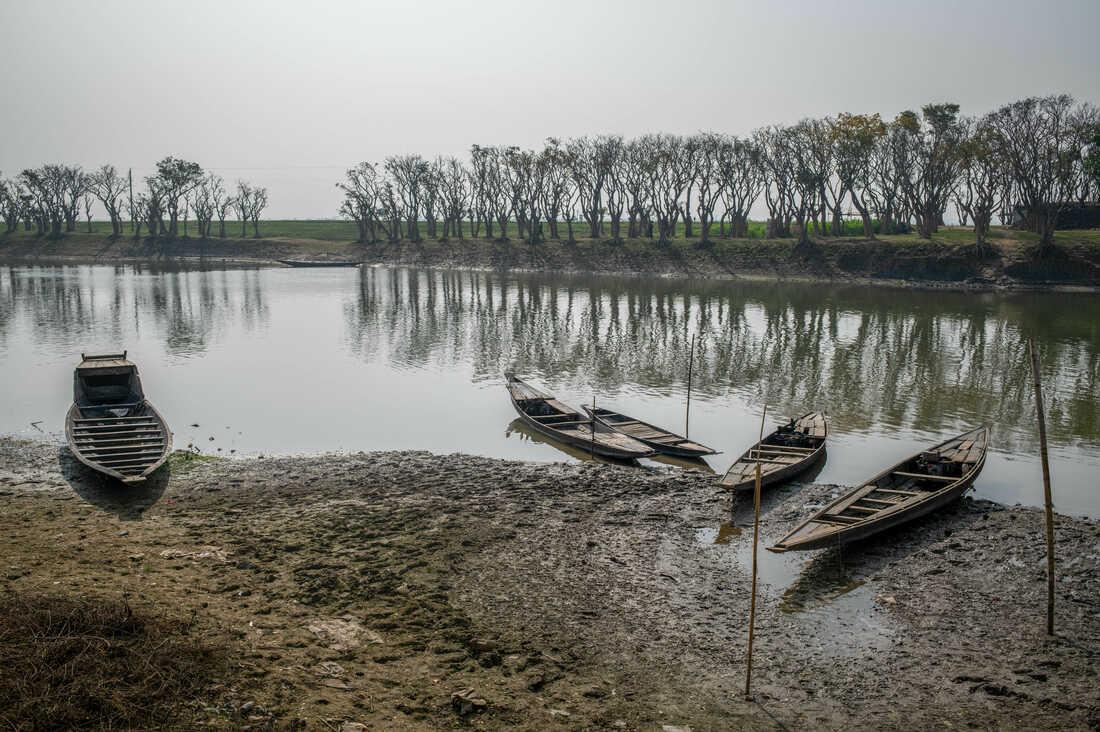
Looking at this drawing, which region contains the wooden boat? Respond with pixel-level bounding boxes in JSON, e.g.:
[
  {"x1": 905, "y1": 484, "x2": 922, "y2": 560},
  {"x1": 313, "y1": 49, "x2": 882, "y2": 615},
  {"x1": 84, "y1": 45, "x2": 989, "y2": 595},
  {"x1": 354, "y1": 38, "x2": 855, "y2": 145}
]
[
  {"x1": 581, "y1": 405, "x2": 718, "y2": 457},
  {"x1": 278, "y1": 259, "x2": 360, "y2": 267},
  {"x1": 64, "y1": 352, "x2": 172, "y2": 483},
  {"x1": 718, "y1": 411, "x2": 828, "y2": 492},
  {"x1": 504, "y1": 373, "x2": 655, "y2": 460},
  {"x1": 770, "y1": 424, "x2": 991, "y2": 552}
]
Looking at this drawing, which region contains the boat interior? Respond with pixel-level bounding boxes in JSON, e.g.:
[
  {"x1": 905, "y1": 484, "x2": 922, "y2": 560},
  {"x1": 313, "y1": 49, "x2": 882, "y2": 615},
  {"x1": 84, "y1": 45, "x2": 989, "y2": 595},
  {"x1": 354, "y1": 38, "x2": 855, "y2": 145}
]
[{"x1": 74, "y1": 358, "x2": 146, "y2": 418}]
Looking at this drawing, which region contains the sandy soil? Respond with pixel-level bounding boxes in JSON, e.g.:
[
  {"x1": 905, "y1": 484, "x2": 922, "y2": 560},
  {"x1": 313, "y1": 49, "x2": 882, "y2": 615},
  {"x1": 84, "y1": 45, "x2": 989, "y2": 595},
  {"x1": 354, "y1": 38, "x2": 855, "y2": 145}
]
[{"x1": 0, "y1": 437, "x2": 1096, "y2": 730}]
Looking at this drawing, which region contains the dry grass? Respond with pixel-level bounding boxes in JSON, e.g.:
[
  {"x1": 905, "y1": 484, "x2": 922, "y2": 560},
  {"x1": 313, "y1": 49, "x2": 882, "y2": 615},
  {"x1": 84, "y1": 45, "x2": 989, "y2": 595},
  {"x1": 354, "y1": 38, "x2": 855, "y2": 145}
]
[{"x1": 0, "y1": 594, "x2": 231, "y2": 730}]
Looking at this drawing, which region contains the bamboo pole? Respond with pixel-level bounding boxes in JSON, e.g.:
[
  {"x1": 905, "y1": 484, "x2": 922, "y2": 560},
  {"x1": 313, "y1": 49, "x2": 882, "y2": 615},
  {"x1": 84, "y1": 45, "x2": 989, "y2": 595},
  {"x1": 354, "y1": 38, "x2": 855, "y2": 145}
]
[
  {"x1": 1028, "y1": 338, "x2": 1056, "y2": 635},
  {"x1": 590, "y1": 393, "x2": 596, "y2": 458},
  {"x1": 685, "y1": 333, "x2": 695, "y2": 439},
  {"x1": 744, "y1": 405, "x2": 766, "y2": 700}
]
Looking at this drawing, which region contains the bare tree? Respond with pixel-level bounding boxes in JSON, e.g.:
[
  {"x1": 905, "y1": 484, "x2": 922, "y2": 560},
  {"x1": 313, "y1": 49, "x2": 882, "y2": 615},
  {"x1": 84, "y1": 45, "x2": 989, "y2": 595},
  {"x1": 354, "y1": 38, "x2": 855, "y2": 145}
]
[
  {"x1": 338, "y1": 163, "x2": 384, "y2": 243},
  {"x1": 438, "y1": 157, "x2": 469, "y2": 240},
  {"x1": 958, "y1": 118, "x2": 1004, "y2": 253},
  {"x1": 386, "y1": 155, "x2": 429, "y2": 242},
  {"x1": 89, "y1": 165, "x2": 127, "y2": 237},
  {"x1": 692, "y1": 133, "x2": 724, "y2": 244},
  {"x1": 234, "y1": 181, "x2": 252, "y2": 237},
  {"x1": 894, "y1": 104, "x2": 965, "y2": 239},
  {"x1": 717, "y1": 136, "x2": 762, "y2": 238},
  {"x1": 246, "y1": 185, "x2": 267, "y2": 237},
  {"x1": 986, "y1": 94, "x2": 1098, "y2": 254},
  {"x1": 190, "y1": 174, "x2": 222, "y2": 239}
]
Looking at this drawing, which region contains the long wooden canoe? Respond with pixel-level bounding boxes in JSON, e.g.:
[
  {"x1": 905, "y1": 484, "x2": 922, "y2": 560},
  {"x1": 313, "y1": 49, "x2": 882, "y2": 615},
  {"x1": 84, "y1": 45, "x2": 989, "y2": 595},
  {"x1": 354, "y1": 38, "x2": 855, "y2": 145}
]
[
  {"x1": 582, "y1": 405, "x2": 718, "y2": 458},
  {"x1": 278, "y1": 259, "x2": 360, "y2": 267},
  {"x1": 718, "y1": 411, "x2": 828, "y2": 492},
  {"x1": 504, "y1": 373, "x2": 655, "y2": 460},
  {"x1": 769, "y1": 424, "x2": 990, "y2": 552},
  {"x1": 64, "y1": 352, "x2": 172, "y2": 483}
]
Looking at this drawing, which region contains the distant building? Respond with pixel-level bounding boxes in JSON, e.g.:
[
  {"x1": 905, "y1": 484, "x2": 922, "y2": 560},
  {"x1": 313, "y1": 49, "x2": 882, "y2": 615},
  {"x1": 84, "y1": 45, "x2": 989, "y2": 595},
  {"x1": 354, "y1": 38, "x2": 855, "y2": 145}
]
[{"x1": 1012, "y1": 202, "x2": 1100, "y2": 230}]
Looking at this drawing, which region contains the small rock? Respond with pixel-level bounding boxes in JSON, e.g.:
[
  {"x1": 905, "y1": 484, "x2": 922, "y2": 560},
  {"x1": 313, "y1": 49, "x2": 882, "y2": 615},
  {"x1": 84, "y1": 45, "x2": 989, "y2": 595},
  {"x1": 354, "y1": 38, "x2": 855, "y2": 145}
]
[
  {"x1": 548, "y1": 709, "x2": 570, "y2": 718},
  {"x1": 662, "y1": 726, "x2": 693, "y2": 732},
  {"x1": 117, "y1": 530, "x2": 129, "y2": 537},
  {"x1": 451, "y1": 688, "x2": 487, "y2": 716},
  {"x1": 468, "y1": 637, "x2": 497, "y2": 652}
]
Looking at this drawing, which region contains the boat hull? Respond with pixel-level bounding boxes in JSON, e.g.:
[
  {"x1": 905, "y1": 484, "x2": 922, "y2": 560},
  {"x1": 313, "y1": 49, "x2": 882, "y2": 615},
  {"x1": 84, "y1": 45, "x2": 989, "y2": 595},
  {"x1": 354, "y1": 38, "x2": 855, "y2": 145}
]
[
  {"x1": 278, "y1": 260, "x2": 360, "y2": 267},
  {"x1": 582, "y1": 406, "x2": 718, "y2": 457},
  {"x1": 65, "y1": 402, "x2": 172, "y2": 482},
  {"x1": 770, "y1": 425, "x2": 990, "y2": 552},
  {"x1": 505, "y1": 375, "x2": 654, "y2": 460},
  {"x1": 718, "y1": 411, "x2": 828, "y2": 492}
]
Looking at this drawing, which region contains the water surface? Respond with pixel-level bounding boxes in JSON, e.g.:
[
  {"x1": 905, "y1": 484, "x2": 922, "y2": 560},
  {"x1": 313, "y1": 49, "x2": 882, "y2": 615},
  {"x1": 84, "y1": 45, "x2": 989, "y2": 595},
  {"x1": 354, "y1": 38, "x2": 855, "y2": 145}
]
[{"x1": 1, "y1": 264, "x2": 1096, "y2": 517}]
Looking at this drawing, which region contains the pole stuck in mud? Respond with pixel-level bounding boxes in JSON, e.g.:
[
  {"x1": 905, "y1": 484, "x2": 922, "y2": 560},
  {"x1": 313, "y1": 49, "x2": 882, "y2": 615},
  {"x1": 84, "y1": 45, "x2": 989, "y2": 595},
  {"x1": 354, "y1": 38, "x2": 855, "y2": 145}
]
[
  {"x1": 685, "y1": 333, "x2": 695, "y2": 439},
  {"x1": 1028, "y1": 338, "x2": 1056, "y2": 635},
  {"x1": 744, "y1": 404, "x2": 766, "y2": 700}
]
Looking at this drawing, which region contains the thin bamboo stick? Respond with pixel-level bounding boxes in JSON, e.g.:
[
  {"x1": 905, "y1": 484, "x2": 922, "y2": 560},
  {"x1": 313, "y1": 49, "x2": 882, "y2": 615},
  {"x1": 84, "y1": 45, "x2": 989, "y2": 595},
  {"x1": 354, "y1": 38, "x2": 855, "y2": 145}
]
[
  {"x1": 744, "y1": 405, "x2": 766, "y2": 700},
  {"x1": 685, "y1": 333, "x2": 695, "y2": 439},
  {"x1": 1028, "y1": 338, "x2": 1056, "y2": 635}
]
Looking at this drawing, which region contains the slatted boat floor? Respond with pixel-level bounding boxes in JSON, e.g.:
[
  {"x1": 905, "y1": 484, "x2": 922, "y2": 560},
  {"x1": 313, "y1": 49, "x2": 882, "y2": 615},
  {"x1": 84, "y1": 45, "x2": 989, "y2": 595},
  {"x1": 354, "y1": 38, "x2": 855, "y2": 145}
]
[
  {"x1": 583, "y1": 407, "x2": 717, "y2": 456},
  {"x1": 770, "y1": 424, "x2": 990, "y2": 552},
  {"x1": 70, "y1": 414, "x2": 169, "y2": 479},
  {"x1": 718, "y1": 411, "x2": 827, "y2": 489}
]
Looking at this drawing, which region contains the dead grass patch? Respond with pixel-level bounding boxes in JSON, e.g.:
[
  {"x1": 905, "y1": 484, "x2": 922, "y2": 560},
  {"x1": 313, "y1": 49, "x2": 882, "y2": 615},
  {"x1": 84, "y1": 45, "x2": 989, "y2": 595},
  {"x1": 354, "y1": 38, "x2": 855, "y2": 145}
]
[{"x1": 0, "y1": 594, "x2": 231, "y2": 730}]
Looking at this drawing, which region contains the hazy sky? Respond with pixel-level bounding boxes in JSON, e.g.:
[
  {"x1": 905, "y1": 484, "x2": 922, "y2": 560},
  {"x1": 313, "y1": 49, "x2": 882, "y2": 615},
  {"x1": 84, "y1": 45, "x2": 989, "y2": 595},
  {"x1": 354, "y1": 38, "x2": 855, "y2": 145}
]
[{"x1": 2, "y1": 0, "x2": 1099, "y2": 219}]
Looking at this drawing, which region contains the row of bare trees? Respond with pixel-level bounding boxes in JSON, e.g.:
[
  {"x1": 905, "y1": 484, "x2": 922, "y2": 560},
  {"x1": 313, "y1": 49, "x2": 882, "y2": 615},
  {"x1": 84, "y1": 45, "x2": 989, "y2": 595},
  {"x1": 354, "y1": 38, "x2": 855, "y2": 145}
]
[
  {"x1": 338, "y1": 94, "x2": 1099, "y2": 255},
  {"x1": 0, "y1": 157, "x2": 269, "y2": 240}
]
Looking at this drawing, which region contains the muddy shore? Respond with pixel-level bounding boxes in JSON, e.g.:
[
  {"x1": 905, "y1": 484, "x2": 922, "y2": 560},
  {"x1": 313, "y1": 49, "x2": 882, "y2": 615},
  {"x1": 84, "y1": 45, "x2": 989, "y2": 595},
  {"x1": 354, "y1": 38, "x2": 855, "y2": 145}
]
[
  {"x1": 2, "y1": 231, "x2": 1099, "y2": 293},
  {"x1": 0, "y1": 436, "x2": 1096, "y2": 729}
]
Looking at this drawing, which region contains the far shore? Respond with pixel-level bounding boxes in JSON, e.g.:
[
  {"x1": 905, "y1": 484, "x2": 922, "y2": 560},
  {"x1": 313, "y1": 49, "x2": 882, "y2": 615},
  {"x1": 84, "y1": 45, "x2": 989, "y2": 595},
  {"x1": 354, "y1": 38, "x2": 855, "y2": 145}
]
[{"x1": 2, "y1": 226, "x2": 1100, "y2": 292}]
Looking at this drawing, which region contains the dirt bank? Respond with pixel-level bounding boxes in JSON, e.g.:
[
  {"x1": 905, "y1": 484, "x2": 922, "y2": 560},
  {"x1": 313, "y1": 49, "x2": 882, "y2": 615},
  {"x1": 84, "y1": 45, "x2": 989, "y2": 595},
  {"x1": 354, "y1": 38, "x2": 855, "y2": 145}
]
[
  {"x1": 2, "y1": 230, "x2": 1099, "y2": 292},
  {"x1": 0, "y1": 437, "x2": 1096, "y2": 729}
]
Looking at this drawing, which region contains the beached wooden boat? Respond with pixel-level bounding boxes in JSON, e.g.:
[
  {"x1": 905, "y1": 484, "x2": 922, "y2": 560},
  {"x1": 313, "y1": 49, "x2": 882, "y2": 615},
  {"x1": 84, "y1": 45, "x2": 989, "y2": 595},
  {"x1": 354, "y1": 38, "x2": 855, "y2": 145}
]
[
  {"x1": 718, "y1": 411, "x2": 828, "y2": 492},
  {"x1": 278, "y1": 259, "x2": 360, "y2": 267},
  {"x1": 504, "y1": 373, "x2": 655, "y2": 460},
  {"x1": 582, "y1": 405, "x2": 718, "y2": 457},
  {"x1": 770, "y1": 424, "x2": 990, "y2": 552},
  {"x1": 64, "y1": 353, "x2": 172, "y2": 483}
]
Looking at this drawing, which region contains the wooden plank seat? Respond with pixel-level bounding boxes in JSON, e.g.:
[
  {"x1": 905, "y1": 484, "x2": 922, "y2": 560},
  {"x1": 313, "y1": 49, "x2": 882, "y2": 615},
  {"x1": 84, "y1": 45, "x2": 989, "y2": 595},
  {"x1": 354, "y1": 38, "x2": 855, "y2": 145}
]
[{"x1": 891, "y1": 471, "x2": 957, "y2": 482}]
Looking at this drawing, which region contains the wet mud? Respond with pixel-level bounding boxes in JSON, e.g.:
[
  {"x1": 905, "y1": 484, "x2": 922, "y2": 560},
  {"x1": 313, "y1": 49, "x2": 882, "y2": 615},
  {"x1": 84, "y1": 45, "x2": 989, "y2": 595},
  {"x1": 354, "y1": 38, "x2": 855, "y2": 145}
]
[{"x1": 0, "y1": 437, "x2": 1096, "y2": 729}]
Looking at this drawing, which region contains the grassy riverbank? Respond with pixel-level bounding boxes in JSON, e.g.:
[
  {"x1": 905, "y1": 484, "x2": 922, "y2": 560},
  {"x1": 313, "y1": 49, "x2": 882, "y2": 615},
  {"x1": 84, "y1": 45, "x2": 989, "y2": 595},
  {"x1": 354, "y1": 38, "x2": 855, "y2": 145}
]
[
  {"x1": 1, "y1": 437, "x2": 1096, "y2": 729},
  {"x1": 2, "y1": 224, "x2": 1100, "y2": 290}
]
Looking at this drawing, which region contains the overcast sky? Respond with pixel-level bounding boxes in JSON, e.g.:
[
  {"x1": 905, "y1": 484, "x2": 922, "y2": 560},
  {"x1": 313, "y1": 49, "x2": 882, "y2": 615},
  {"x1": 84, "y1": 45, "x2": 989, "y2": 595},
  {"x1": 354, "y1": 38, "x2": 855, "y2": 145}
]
[{"x1": 2, "y1": 0, "x2": 1099, "y2": 219}]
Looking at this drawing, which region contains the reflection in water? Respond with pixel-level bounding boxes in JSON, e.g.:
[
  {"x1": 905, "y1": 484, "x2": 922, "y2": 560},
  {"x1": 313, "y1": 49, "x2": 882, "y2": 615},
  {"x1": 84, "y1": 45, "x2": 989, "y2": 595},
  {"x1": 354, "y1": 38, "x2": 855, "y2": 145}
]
[
  {"x1": 2, "y1": 263, "x2": 1098, "y2": 516},
  {"x1": 504, "y1": 418, "x2": 635, "y2": 466},
  {"x1": 0, "y1": 265, "x2": 268, "y2": 358},
  {"x1": 345, "y1": 267, "x2": 1100, "y2": 457}
]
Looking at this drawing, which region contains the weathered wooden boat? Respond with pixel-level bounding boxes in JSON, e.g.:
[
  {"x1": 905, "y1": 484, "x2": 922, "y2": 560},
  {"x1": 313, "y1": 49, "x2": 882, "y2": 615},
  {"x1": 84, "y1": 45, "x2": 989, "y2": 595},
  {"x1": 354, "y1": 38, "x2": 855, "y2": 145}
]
[
  {"x1": 717, "y1": 411, "x2": 828, "y2": 492},
  {"x1": 64, "y1": 352, "x2": 172, "y2": 483},
  {"x1": 581, "y1": 405, "x2": 719, "y2": 458},
  {"x1": 278, "y1": 259, "x2": 360, "y2": 267},
  {"x1": 769, "y1": 424, "x2": 990, "y2": 553},
  {"x1": 504, "y1": 373, "x2": 655, "y2": 460}
]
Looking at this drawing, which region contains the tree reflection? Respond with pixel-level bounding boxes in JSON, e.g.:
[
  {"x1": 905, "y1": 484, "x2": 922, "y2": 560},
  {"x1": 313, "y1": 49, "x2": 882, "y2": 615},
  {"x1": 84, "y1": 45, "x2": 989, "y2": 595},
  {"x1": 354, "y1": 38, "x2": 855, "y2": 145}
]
[{"x1": 345, "y1": 267, "x2": 1100, "y2": 454}]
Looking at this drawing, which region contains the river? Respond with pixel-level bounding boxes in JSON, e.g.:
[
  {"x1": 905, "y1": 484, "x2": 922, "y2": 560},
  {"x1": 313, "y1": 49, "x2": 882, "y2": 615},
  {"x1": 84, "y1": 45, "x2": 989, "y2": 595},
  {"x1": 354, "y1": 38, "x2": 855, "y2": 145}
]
[{"x1": 1, "y1": 264, "x2": 1097, "y2": 517}]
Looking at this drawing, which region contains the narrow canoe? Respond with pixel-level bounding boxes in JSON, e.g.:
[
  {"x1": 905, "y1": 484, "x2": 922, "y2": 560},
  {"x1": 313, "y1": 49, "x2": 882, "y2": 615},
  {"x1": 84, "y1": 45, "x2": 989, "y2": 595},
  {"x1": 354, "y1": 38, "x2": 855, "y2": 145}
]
[
  {"x1": 278, "y1": 260, "x2": 360, "y2": 267},
  {"x1": 717, "y1": 411, "x2": 828, "y2": 492},
  {"x1": 504, "y1": 373, "x2": 655, "y2": 460},
  {"x1": 581, "y1": 406, "x2": 718, "y2": 458},
  {"x1": 64, "y1": 352, "x2": 172, "y2": 483},
  {"x1": 769, "y1": 424, "x2": 991, "y2": 552}
]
